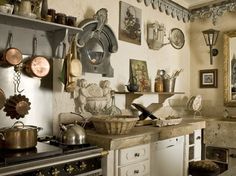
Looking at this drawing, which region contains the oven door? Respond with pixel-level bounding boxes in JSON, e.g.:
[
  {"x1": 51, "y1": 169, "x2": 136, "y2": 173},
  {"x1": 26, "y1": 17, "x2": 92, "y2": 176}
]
[{"x1": 0, "y1": 149, "x2": 106, "y2": 176}]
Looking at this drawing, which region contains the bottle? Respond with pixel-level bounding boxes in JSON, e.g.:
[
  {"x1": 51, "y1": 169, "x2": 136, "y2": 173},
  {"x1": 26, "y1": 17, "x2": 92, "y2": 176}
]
[
  {"x1": 105, "y1": 91, "x2": 122, "y2": 116},
  {"x1": 154, "y1": 70, "x2": 164, "y2": 92},
  {"x1": 41, "y1": 0, "x2": 48, "y2": 20}
]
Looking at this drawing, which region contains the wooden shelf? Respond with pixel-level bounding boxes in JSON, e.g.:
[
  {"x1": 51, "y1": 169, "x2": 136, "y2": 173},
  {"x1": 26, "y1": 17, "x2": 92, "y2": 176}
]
[
  {"x1": 0, "y1": 12, "x2": 82, "y2": 34},
  {"x1": 115, "y1": 91, "x2": 185, "y2": 109}
]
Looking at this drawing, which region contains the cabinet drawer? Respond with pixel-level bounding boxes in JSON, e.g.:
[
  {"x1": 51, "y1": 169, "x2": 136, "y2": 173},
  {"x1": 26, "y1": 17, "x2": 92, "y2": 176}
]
[
  {"x1": 118, "y1": 144, "x2": 149, "y2": 165},
  {"x1": 118, "y1": 160, "x2": 149, "y2": 176},
  {"x1": 206, "y1": 146, "x2": 228, "y2": 163}
]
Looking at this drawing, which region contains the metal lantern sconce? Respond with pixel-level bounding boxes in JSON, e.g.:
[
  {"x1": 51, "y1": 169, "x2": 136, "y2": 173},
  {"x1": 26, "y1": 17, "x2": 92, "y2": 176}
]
[{"x1": 202, "y1": 29, "x2": 220, "y2": 65}]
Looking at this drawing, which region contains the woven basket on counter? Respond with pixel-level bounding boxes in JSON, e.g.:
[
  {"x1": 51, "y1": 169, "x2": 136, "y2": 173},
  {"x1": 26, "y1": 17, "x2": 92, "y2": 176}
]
[{"x1": 91, "y1": 115, "x2": 139, "y2": 135}]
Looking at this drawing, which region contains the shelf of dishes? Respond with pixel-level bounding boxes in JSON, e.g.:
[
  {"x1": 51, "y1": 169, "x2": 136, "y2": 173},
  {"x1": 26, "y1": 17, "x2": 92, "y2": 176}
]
[{"x1": 0, "y1": 12, "x2": 82, "y2": 34}]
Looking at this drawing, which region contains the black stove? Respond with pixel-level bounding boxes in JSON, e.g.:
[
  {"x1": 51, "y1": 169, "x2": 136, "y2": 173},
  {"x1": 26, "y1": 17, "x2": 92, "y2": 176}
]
[{"x1": 0, "y1": 137, "x2": 104, "y2": 176}]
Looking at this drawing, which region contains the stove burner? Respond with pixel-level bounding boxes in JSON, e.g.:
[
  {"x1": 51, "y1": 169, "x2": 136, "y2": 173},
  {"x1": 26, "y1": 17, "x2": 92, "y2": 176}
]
[{"x1": 49, "y1": 139, "x2": 98, "y2": 154}]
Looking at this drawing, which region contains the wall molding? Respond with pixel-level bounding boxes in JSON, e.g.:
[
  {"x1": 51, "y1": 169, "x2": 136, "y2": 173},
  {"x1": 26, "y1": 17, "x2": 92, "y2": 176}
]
[{"x1": 190, "y1": 0, "x2": 236, "y2": 25}]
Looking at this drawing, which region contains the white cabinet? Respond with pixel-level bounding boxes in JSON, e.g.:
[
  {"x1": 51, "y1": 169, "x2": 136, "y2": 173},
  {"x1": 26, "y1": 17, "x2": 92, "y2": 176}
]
[
  {"x1": 150, "y1": 136, "x2": 185, "y2": 176},
  {"x1": 117, "y1": 144, "x2": 150, "y2": 176},
  {"x1": 102, "y1": 144, "x2": 150, "y2": 176},
  {"x1": 186, "y1": 129, "x2": 202, "y2": 162}
]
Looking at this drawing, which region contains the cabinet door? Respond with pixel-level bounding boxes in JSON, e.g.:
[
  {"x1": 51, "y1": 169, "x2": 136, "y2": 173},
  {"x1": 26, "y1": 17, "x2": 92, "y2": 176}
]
[
  {"x1": 194, "y1": 129, "x2": 202, "y2": 160},
  {"x1": 150, "y1": 136, "x2": 184, "y2": 176},
  {"x1": 118, "y1": 160, "x2": 149, "y2": 176}
]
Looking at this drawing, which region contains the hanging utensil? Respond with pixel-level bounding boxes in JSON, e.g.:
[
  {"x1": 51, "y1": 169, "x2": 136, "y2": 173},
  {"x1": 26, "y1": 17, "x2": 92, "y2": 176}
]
[
  {"x1": 65, "y1": 40, "x2": 76, "y2": 92},
  {"x1": 0, "y1": 33, "x2": 22, "y2": 66},
  {"x1": 24, "y1": 36, "x2": 50, "y2": 78},
  {"x1": 70, "y1": 34, "x2": 82, "y2": 77},
  {"x1": 3, "y1": 94, "x2": 31, "y2": 119}
]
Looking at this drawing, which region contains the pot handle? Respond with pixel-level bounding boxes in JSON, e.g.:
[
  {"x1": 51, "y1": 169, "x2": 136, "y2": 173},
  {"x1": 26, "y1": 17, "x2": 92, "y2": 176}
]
[
  {"x1": 37, "y1": 127, "x2": 43, "y2": 132},
  {"x1": 0, "y1": 132, "x2": 5, "y2": 141},
  {"x1": 11, "y1": 121, "x2": 24, "y2": 128}
]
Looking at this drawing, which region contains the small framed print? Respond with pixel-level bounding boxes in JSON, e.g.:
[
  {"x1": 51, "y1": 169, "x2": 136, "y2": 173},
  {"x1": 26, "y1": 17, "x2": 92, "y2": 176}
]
[
  {"x1": 199, "y1": 69, "x2": 218, "y2": 88},
  {"x1": 119, "y1": 1, "x2": 142, "y2": 45}
]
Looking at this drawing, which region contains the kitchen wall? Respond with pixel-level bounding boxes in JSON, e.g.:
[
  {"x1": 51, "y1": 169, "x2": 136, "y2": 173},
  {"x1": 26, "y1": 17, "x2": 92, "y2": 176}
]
[
  {"x1": 50, "y1": 0, "x2": 191, "y2": 135},
  {"x1": 190, "y1": 12, "x2": 236, "y2": 117},
  {"x1": 0, "y1": 0, "x2": 191, "y2": 135}
]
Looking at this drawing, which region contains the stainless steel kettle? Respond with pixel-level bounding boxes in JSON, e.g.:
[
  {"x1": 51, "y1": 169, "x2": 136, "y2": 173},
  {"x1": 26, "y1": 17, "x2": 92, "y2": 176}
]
[{"x1": 58, "y1": 121, "x2": 86, "y2": 145}]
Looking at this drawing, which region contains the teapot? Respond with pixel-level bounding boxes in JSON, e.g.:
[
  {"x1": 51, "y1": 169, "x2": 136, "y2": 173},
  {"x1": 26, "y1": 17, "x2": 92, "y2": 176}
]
[
  {"x1": 126, "y1": 77, "x2": 139, "y2": 92},
  {"x1": 58, "y1": 121, "x2": 86, "y2": 145}
]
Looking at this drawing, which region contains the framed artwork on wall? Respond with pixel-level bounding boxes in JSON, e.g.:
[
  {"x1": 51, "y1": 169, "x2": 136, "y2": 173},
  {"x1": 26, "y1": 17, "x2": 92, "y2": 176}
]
[
  {"x1": 130, "y1": 59, "x2": 151, "y2": 92},
  {"x1": 119, "y1": 1, "x2": 142, "y2": 45},
  {"x1": 199, "y1": 69, "x2": 218, "y2": 88}
]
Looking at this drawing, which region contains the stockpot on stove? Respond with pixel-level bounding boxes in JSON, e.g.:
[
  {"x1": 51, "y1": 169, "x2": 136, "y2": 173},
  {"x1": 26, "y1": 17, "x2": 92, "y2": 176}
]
[{"x1": 0, "y1": 121, "x2": 43, "y2": 149}]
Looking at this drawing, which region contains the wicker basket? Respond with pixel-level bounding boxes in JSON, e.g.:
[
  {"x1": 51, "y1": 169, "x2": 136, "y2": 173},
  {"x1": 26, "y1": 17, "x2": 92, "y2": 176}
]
[{"x1": 91, "y1": 115, "x2": 139, "y2": 135}]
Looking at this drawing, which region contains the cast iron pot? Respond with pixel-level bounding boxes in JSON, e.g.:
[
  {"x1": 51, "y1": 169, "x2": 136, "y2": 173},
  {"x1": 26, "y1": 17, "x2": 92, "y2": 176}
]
[{"x1": 0, "y1": 121, "x2": 43, "y2": 149}]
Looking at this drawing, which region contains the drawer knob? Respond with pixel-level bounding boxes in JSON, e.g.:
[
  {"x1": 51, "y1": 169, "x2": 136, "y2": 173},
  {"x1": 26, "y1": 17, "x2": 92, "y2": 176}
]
[
  {"x1": 230, "y1": 154, "x2": 236, "y2": 158},
  {"x1": 196, "y1": 136, "x2": 201, "y2": 140},
  {"x1": 134, "y1": 170, "x2": 139, "y2": 174},
  {"x1": 134, "y1": 153, "x2": 140, "y2": 157}
]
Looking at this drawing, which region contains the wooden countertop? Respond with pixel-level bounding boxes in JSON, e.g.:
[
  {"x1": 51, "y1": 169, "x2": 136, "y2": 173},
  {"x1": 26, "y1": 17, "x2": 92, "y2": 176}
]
[{"x1": 86, "y1": 117, "x2": 206, "y2": 150}]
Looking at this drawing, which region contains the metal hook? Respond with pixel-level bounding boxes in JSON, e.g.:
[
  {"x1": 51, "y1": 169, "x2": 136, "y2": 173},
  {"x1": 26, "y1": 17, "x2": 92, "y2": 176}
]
[{"x1": 13, "y1": 65, "x2": 24, "y2": 94}]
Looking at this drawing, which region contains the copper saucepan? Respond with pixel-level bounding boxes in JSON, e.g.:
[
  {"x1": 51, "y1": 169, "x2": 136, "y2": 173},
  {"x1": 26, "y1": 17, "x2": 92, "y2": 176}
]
[
  {"x1": 24, "y1": 37, "x2": 50, "y2": 78},
  {"x1": 0, "y1": 33, "x2": 22, "y2": 66}
]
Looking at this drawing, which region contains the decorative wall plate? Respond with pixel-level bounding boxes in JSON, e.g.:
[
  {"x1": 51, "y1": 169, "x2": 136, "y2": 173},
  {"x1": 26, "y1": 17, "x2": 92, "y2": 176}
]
[
  {"x1": 144, "y1": 0, "x2": 151, "y2": 6},
  {"x1": 169, "y1": 28, "x2": 185, "y2": 49}
]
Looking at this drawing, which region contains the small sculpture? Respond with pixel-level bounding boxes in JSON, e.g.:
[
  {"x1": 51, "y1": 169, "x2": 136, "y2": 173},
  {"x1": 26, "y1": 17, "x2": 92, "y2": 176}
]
[
  {"x1": 93, "y1": 8, "x2": 108, "y2": 38},
  {"x1": 100, "y1": 80, "x2": 112, "y2": 108},
  {"x1": 76, "y1": 79, "x2": 90, "y2": 113},
  {"x1": 74, "y1": 79, "x2": 113, "y2": 115}
]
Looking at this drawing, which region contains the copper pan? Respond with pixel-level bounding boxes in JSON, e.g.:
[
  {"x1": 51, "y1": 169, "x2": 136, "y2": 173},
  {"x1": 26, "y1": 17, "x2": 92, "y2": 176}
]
[
  {"x1": 0, "y1": 33, "x2": 22, "y2": 66},
  {"x1": 24, "y1": 37, "x2": 50, "y2": 78}
]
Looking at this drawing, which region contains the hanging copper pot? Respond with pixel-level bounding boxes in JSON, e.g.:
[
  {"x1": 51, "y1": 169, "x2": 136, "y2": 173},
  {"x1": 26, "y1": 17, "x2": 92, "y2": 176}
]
[
  {"x1": 24, "y1": 37, "x2": 50, "y2": 78},
  {"x1": 0, "y1": 33, "x2": 22, "y2": 67},
  {"x1": 3, "y1": 94, "x2": 31, "y2": 119}
]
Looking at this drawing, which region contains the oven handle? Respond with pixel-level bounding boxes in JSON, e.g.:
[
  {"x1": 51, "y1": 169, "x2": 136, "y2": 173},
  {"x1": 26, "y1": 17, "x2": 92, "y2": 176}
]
[{"x1": 0, "y1": 150, "x2": 109, "y2": 176}]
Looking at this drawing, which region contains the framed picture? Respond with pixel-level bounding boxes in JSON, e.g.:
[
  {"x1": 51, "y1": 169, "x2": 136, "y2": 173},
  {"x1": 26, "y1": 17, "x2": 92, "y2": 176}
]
[
  {"x1": 119, "y1": 1, "x2": 141, "y2": 45},
  {"x1": 130, "y1": 59, "x2": 151, "y2": 92},
  {"x1": 199, "y1": 69, "x2": 218, "y2": 88}
]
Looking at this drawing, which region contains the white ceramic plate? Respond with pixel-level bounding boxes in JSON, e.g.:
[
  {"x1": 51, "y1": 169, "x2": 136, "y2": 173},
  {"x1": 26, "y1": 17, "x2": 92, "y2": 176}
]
[
  {"x1": 186, "y1": 96, "x2": 195, "y2": 111},
  {"x1": 192, "y1": 95, "x2": 202, "y2": 112},
  {"x1": 144, "y1": 0, "x2": 152, "y2": 7}
]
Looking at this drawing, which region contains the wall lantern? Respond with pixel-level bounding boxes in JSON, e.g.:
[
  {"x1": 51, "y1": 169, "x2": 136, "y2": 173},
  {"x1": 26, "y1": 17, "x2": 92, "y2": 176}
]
[{"x1": 202, "y1": 29, "x2": 220, "y2": 65}]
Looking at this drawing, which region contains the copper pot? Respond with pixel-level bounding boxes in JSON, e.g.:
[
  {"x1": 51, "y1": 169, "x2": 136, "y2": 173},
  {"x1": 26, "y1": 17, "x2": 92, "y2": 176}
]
[
  {"x1": 24, "y1": 37, "x2": 50, "y2": 78},
  {"x1": 0, "y1": 121, "x2": 43, "y2": 149},
  {"x1": 0, "y1": 33, "x2": 22, "y2": 66}
]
